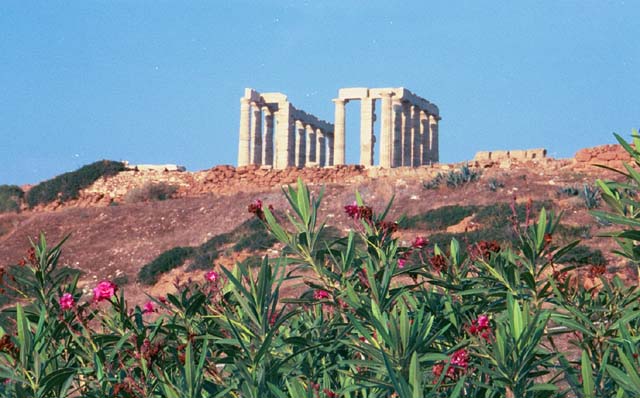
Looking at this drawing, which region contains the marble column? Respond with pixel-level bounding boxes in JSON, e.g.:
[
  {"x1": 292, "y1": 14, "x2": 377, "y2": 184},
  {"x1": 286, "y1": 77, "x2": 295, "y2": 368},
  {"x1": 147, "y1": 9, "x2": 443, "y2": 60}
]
[
  {"x1": 411, "y1": 105, "x2": 421, "y2": 167},
  {"x1": 379, "y1": 92, "x2": 393, "y2": 168},
  {"x1": 238, "y1": 97, "x2": 251, "y2": 166},
  {"x1": 359, "y1": 97, "x2": 374, "y2": 167},
  {"x1": 429, "y1": 114, "x2": 440, "y2": 163},
  {"x1": 392, "y1": 100, "x2": 403, "y2": 167},
  {"x1": 401, "y1": 102, "x2": 411, "y2": 166},
  {"x1": 306, "y1": 124, "x2": 316, "y2": 164},
  {"x1": 263, "y1": 107, "x2": 274, "y2": 166},
  {"x1": 327, "y1": 132, "x2": 335, "y2": 166},
  {"x1": 316, "y1": 129, "x2": 326, "y2": 167},
  {"x1": 420, "y1": 111, "x2": 430, "y2": 165},
  {"x1": 333, "y1": 99, "x2": 347, "y2": 165},
  {"x1": 250, "y1": 102, "x2": 262, "y2": 165},
  {"x1": 274, "y1": 104, "x2": 294, "y2": 169},
  {"x1": 295, "y1": 120, "x2": 306, "y2": 167}
]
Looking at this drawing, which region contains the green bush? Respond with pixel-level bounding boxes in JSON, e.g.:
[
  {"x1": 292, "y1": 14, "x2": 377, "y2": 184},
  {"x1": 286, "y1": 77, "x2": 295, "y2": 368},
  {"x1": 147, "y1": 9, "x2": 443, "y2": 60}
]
[
  {"x1": 0, "y1": 185, "x2": 24, "y2": 213},
  {"x1": 137, "y1": 246, "x2": 195, "y2": 285},
  {"x1": 404, "y1": 204, "x2": 477, "y2": 230},
  {"x1": 123, "y1": 182, "x2": 179, "y2": 203},
  {"x1": 26, "y1": 160, "x2": 125, "y2": 207}
]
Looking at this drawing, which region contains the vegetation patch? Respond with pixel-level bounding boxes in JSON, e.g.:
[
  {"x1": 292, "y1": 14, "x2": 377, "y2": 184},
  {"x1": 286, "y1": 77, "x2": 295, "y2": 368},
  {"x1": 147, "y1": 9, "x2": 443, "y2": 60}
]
[
  {"x1": 26, "y1": 160, "x2": 125, "y2": 207},
  {"x1": 0, "y1": 185, "x2": 24, "y2": 213},
  {"x1": 123, "y1": 182, "x2": 179, "y2": 203},
  {"x1": 137, "y1": 246, "x2": 195, "y2": 285}
]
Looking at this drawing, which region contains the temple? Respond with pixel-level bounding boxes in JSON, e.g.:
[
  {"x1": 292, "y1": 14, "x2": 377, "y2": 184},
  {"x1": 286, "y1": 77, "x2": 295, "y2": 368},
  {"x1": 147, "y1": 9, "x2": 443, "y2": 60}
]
[{"x1": 237, "y1": 87, "x2": 440, "y2": 169}]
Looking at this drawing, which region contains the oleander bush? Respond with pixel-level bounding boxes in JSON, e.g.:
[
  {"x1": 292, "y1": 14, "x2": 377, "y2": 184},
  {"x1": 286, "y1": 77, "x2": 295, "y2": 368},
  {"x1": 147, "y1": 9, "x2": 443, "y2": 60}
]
[
  {"x1": 4, "y1": 133, "x2": 640, "y2": 397},
  {"x1": 26, "y1": 160, "x2": 125, "y2": 207}
]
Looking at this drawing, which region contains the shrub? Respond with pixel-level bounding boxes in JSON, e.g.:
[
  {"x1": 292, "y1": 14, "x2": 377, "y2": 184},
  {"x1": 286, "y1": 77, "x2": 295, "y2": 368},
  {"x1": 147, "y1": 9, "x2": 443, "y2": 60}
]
[
  {"x1": 137, "y1": 246, "x2": 195, "y2": 285},
  {"x1": 26, "y1": 160, "x2": 125, "y2": 207},
  {"x1": 123, "y1": 182, "x2": 179, "y2": 203},
  {"x1": 0, "y1": 185, "x2": 24, "y2": 213},
  {"x1": 487, "y1": 178, "x2": 504, "y2": 191},
  {"x1": 404, "y1": 204, "x2": 478, "y2": 230},
  {"x1": 581, "y1": 183, "x2": 600, "y2": 209},
  {"x1": 423, "y1": 164, "x2": 481, "y2": 189},
  {"x1": 558, "y1": 185, "x2": 580, "y2": 197}
]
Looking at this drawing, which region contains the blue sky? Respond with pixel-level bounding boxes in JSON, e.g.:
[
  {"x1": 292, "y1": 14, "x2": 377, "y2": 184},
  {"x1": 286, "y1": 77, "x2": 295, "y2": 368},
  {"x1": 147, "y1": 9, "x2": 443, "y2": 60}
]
[{"x1": 1, "y1": 1, "x2": 638, "y2": 185}]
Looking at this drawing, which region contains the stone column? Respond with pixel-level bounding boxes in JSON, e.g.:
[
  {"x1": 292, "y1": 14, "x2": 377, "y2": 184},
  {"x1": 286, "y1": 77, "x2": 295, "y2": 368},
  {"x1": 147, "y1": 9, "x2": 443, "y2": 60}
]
[
  {"x1": 238, "y1": 97, "x2": 251, "y2": 166},
  {"x1": 295, "y1": 120, "x2": 306, "y2": 167},
  {"x1": 263, "y1": 107, "x2": 274, "y2": 166},
  {"x1": 379, "y1": 92, "x2": 393, "y2": 168},
  {"x1": 392, "y1": 99, "x2": 403, "y2": 167},
  {"x1": 420, "y1": 110, "x2": 430, "y2": 165},
  {"x1": 274, "y1": 103, "x2": 294, "y2": 169},
  {"x1": 359, "y1": 97, "x2": 374, "y2": 167},
  {"x1": 333, "y1": 99, "x2": 347, "y2": 165},
  {"x1": 317, "y1": 129, "x2": 326, "y2": 167},
  {"x1": 250, "y1": 102, "x2": 262, "y2": 165},
  {"x1": 411, "y1": 105, "x2": 421, "y2": 167},
  {"x1": 429, "y1": 114, "x2": 440, "y2": 163},
  {"x1": 327, "y1": 132, "x2": 335, "y2": 166},
  {"x1": 402, "y1": 102, "x2": 412, "y2": 166},
  {"x1": 306, "y1": 124, "x2": 316, "y2": 164}
]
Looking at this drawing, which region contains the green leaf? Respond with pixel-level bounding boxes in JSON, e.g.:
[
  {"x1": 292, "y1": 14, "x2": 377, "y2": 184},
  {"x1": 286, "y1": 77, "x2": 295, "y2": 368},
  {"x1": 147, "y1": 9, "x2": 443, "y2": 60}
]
[{"x1": 581, "y1": 350, "x2": 595, "y2": 398}]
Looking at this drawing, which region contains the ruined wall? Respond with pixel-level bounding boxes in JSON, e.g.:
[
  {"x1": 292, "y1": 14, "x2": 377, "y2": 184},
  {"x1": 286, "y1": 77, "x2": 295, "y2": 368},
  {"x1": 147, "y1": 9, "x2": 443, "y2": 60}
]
[
  {"x1": 474, "y1": 148, "x2": 547, "y2": 162},
  {"x1": 574, "y1": 144, "x2": 635, "y2": 170}
]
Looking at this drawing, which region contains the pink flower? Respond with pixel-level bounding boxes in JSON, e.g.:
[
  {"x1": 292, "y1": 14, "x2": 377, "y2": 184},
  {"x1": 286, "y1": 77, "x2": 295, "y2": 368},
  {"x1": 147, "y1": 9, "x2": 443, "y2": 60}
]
[
  {"x1": 468, "y1": 315, "x2": 492, "y2": 342},
  {"x1": 313, "y1": 289, "x2": 330, "y2": 300},
  {"x1": 59, "y1": 293, "x2": 75, "y2": 310},
  {"x1": 398, "y1": 258, "x2": 407, "y2": 268},
  {"x1": 412, "y1": 236, "x2": 428, "y2": 249},
  {"x1": 93, "y1": 280, "x2": 117, "y2": 302},
  {"x1": 205, "y1": 270, "x2": 219, "y2": 283},
  {"x1": 450, "y1": 348, "x2": 469, "y2": 369},
  {"x1": 477, "y1": 314, "x2": 489, "y2": 329},
  {"x1": 142, "y1": 301, "x2": 155, "y2": 314},
  {"x1": 344, "y1": 202, "x2": 359, "y2": 218}
]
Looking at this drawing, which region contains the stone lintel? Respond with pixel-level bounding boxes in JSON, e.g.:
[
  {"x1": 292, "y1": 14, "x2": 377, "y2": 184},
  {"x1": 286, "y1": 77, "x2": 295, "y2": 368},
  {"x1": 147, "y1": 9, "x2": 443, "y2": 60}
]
[
  {"x1": 338, "y1": 87, "x2": 370, "y2": 99},
  {"x1": 260, "y1": 92, "x2": 289, "y2": 103},
  {"x1": 290, "y1": 107, "x2": 333, "y2": 132}
]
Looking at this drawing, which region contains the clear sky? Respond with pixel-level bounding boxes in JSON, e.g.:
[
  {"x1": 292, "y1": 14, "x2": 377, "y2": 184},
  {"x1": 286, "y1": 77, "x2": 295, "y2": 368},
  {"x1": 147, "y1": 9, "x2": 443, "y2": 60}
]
[{"x1": 1, "y1": 1, "x2": 638, "y2": 185}]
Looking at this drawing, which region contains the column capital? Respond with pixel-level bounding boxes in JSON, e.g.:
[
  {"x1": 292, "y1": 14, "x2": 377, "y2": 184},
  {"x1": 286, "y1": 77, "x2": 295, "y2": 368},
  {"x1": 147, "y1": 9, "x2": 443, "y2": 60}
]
[
  {"x1": 332, "y1": 98, "x2": 349, "y2": 105},
  {"x1": 250, "y1": 100, "x2": 262, "y2": 108},
  {"x1": 379, "y1": 91, "x2": 394, "y2": 98},
  {"x1": 240, "y1": 97, "x2": 251, "y2": 105}
]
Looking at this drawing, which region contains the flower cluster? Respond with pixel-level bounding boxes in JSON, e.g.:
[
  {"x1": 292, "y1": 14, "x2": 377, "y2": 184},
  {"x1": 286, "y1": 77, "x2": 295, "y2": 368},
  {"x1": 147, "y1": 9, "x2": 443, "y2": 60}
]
[
  {"x1": 432, "y1": 348, "x2": 470, "y2": 381},
  {"x1": 93, "y1": 280, "x2": 117, "y2": 302},
  {"x1": 313, "y1": 289, "x2": 330, "y2": 300},
  {"x1": 469, "y1": 240, "x2": 501, "y2": 260},
  {"x1": 59, "y1": 293, "x2": 75, "y2": 310},
  {"x1": 468, "y1": 315, "x2": 492, "y2": 341},
  {"x1": 205, "y1": 270, "x2": 220, "y2": 283},
  {"x1": 344, "y1": 202, "x2": 373, "y2": 221},
  {"x1": 429, "y1": 254, "x2": 447, "y2": 273},
  {"x1": 248, "y1": 199, "x2": 265, "y2": 220}
]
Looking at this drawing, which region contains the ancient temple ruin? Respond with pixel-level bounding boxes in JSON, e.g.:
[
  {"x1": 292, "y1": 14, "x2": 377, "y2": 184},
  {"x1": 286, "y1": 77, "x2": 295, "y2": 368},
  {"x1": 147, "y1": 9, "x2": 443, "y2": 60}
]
[
  {"x1": 237, "y1": 87, "x2": 440, "y2": 169},
  {"x1": 238, "y1": 88, "x2": 334, "y2": 169}
]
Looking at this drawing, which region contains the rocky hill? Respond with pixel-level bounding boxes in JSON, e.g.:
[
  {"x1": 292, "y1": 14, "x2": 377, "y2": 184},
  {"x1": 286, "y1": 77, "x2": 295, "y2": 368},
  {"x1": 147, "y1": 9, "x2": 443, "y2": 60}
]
[{"x1": 0, "y1": 143, "x2": 633, "y2": 305}]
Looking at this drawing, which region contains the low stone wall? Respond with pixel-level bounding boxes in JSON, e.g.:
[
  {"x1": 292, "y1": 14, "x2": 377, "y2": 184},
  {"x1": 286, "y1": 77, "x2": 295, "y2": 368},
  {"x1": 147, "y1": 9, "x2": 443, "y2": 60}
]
[
  {"x1": 574, "y1": 144, "x2": 635, "y2": 170},
  {"x1": 474, "y1": 148, "x2": 547, "y2": 162}
]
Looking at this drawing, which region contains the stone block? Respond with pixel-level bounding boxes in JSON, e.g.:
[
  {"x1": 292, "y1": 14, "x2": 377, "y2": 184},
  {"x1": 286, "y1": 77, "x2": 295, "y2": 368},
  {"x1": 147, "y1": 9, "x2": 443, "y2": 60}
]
[{"x1": 338, "y1": 87, "x2": 369, "y2": 99}]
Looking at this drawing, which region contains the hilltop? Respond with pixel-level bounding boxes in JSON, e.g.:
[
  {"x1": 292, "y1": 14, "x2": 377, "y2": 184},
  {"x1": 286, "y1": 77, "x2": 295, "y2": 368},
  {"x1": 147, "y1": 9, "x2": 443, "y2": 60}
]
[{"x1": 0, "y1": 143, "x2": 633, "y2": 305}]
